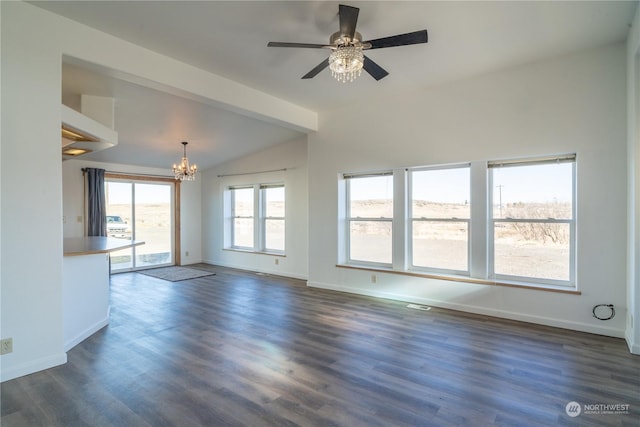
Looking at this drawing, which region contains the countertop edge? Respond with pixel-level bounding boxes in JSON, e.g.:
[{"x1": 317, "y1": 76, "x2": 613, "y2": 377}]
[{"x1": 64, "y1": 237, "x2": 145, "y2": 256}]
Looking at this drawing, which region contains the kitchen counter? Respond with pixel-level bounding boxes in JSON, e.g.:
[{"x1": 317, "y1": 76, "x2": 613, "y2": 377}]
[
  {"x1": 62, "y1": 236, "x2": 144, "y2": 352},
  {"x1": 64, "y1": 236, "x2": 144, "y2": 256}
]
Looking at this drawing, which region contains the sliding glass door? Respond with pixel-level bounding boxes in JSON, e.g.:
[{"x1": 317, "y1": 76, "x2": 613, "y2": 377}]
[
  {"x1": 106, "y1": 179, "x2": 174, "y2": 272},
  {"x1": 106, "y1": 182, "x2": 134, "y2": 270}
]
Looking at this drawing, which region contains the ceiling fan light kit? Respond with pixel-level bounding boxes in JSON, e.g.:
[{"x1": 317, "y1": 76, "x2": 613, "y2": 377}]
[
  {"x1": 267, "y1": 4, "x2": 428, "y2": 82},
  {"x1": 329, "y1": 45, "x2": 364, "y2": 82}
]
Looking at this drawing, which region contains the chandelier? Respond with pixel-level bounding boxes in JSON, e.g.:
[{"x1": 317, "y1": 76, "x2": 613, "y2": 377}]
[
  {"x1": 329, "y1": 45, "x2": 364, "y2": 83},
  {"x1": 173, "y1": 141, "x2": 197, "y2": 181},
  {"x1": 327, "y1": 32, "x2": 365, "y2": 83}
]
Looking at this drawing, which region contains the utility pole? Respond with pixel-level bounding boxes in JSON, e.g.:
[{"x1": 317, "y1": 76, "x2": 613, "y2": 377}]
[{"x1": 496, "y1": 185, "x2": 504, "y2": 217}]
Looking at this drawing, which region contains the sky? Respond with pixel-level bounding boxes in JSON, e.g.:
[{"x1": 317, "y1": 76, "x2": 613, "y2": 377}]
[
  {"x1": 106, "y1": 182, "x2": 172, "y2": 205},
  {"x1": 231, "y1": 187, "x2": 285, "y2": 203},
  {"x1": 492, "y1": 163, "x2": 573, "y2": 204},
  {"x1": 349, "y1": 162, "x2": 573, "y2": 204}
]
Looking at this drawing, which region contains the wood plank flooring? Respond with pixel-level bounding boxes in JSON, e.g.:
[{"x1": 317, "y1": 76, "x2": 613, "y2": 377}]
[{"x1": 2, "y1": 264, "x2": 639, "y2": 426}]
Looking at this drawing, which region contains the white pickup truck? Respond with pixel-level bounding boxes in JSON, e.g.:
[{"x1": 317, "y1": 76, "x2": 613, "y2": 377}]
[{"x1": 106, "y1": 215, "x2": 131, "y2": 238}]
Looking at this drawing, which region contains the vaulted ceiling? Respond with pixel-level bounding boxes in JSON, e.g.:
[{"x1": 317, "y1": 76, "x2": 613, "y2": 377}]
[{"x1": 32, "y1": 1, "x2": 637, "y2": 170}]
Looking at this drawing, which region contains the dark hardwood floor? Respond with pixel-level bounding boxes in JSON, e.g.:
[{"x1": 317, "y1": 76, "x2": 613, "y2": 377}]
[{"x1": 2, "y1": 264, "x2": 639, "y2": 426}]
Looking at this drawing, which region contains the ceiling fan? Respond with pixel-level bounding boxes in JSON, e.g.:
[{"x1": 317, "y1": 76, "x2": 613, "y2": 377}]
[{"x1": 267, "y1": 4, "x2": 428, "y2": 82}]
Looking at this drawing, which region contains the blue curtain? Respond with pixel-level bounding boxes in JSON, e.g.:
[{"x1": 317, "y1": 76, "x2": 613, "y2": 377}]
[{"x1": 86, "y1": 168, "x2": 107, "y2": 236}]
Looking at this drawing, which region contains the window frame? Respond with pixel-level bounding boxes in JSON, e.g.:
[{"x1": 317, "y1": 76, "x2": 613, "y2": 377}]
[
  {"x1": 227, "y1": 183, "x2": 286, "y2": 255},
  {"x1": 104, "y1": 175, "x2": 176, "y2": 272},
  {"x1": 345, "y1": 171, "x2": 394, "y2": 268},
  {"x1": 338, "y1": 154, "x2": 578, "y2": 291},
  {"x1": 230, "y1": 185, "x2": 255, "y2": 250},
  {"x1": 487, "y1": 155, "x2": 576, "y2": 287},
  {"x1": 408, "y1": 163, "x2": 471, "y2": 276},
  {"x1": 261, "y1": 183, "x2": 286, "y2": 254}
]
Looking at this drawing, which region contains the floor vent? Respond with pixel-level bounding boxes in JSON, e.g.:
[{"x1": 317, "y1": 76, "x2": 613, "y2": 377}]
[{"x1": 407, "y1": 304, "x2": 431, "y2": 311}]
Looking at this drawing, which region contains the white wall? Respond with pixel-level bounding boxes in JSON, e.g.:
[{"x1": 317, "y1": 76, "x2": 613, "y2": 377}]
[
  {"x1": 1, "y1": 2, "x2": 67, "y2": 381},
  {"x1": 308, "y1": 43, "x2": 628, "y2": 338},
  {"x1": 627, "y1": 6, "x2": 640, "y2": 354},
  {"x1": 2, "y1": 0, "x2": 269, "y2": 381},
  {"x1": 62, "y1": 159, "x2": 202, "y2": 264},
  {"x1": 0, "y1": 1, "x2": 3, "y2": 379},
  {"x1": 179, "y1": 174, "x2": 202, "y2": 265},
  {"x1": 202, "y1": 138, "x2": 308, "y2": 280}
]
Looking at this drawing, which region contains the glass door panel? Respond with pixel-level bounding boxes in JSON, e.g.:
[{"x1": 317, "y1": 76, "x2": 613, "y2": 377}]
[
  {"x1": 106, "y1": 182, "x2": 133, "y2": 270},
  {"x1": 134, "y1": 183, "x2": 173, "y2": 268},
  {"x1": 106, "y1": 179, "x2": 174, "y2": 272}
]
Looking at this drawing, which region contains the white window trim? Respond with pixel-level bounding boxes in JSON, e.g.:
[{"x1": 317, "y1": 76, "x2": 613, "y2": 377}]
[
  {"x1": 338, "y1": 155, "x2": 577, "y2": 291},
  {"x1": 344, "y1": 171, "x2": 394, "y2": 268},
  {"x1": 488, "y1": 156, "x2": 576, "y2": 287},
  {"x1": 261, "y1": 183, "x2": 285, "y2": 254},
  {"x1": 407, "y1": 163, "x2": 471, "y2": 276},
  {"x1": 230, "y1": 185, "x2": 255, "y2": 250},
  {"x1": 227, "y1": 183, "x2": 286, "y2": 255}
]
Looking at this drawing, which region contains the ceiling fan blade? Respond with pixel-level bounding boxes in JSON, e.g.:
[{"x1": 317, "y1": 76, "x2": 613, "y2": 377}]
[
  {"x1": 339, "y1": 4, "x2": 359, "y2": 39},
  {"x1": 363, "y1": 56, "x2": 389, "y2": 81},
  {"x1": 364, "y1": 30, "x2": 428, "y2": 50},
  {"x1": 267, "y1": 42, "x2": 332, "y2": 49},
  {"x1": 302, "y1": 58, "x2": 330, "y2": 79}
]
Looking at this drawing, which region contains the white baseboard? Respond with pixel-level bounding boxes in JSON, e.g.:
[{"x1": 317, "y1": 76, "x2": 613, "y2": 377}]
[
  {"x1": 1, "y1": 353, "x2": 67, "y2": 383},
  {"x1": 64, "y1": 314, "x2": 109, "y2": 352},
  {"x1": 307, "y1": 281, "x2": 626, "y2": 339},
  {"x1": 202, "y1": 259, "x2": 308, "y2": 281},
  {"x1": 625, "y1": 329, "x2": 640, "y2": 354},
  {"x1": 180, "y1": 259, "x2": 203, "y2": 266}
]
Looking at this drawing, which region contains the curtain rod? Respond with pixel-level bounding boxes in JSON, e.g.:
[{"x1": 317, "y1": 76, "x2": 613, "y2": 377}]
[
  {"x1": 217, "y1": 168, "x2": 288, "y2": 178},
  {"x1": 81, "y1": 168, "x2": 174, "y2": 179}
]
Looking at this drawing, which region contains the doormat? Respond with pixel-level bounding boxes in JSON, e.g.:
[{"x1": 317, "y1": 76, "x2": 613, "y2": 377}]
[{"x1": 138, "y1": 266, "x2": 215, "y2": 282}]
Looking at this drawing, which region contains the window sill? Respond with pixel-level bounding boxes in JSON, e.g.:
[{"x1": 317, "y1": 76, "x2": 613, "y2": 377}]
[
  {"x1": 335, "y1": 264, "x2": 581, "y2": 295},
  {"x1": 224, "y1": 248, "x2": 285, "y2": 257}
]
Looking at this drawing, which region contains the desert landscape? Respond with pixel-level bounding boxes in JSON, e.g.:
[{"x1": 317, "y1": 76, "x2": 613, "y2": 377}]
[
  {"x1": 106, "y1": 198, "x2": 570, "y2": 281},
  {"x1": 106, "y1": 203, "x2": 173, "y2": 270},
  {"x1": 349, "y1": 199, "x2": 570, "y2": 281}
]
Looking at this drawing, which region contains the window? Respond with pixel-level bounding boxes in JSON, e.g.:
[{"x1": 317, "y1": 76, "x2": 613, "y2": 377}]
[
  {"x1": 228, "y1": 183, "x2": 285, "y2": 254},
  {"x1": 339, "y1": 154, "x2": 577, "y2": 290},
  {"x1": 489, "y1": 155, "x2": 575, "y2": 285},
  {"x1": 410, "y1": 165, "x2": 470, "y2": 274},
  {"x1": 262, "y1": 184, "x2": 285, "y2": 252},
  {"x1": 231, "y1": 186, "x2": 254, "y2": 249},
  {"x1": 345, "y1": 172, "x2": 393, "y2": 266}
]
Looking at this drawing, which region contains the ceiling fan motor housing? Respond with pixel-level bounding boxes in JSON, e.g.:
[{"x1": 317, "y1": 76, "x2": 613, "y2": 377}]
[{"x1": 330, "y1": 31, "x2": 363, "y2": 47}]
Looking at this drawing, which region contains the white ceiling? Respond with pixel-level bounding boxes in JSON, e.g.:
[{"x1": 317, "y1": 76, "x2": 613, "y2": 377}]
[
  {"x1": 61, "y1": 62, "x2": 306, "y2": 170},
  {"x1": 32, "y1": 0, "x2": 637, "y2": 170}
]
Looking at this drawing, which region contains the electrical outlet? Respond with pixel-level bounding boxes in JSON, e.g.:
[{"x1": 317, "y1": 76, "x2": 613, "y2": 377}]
[
  {"x1": 185, "y1": 251, "x2": 189, "y2": 257},
  {"x1": 77, "y1": 216, "x2": 83, "y2": 223},
  {"x1": 371, "y1": 274, "x2": 377, "y2": 284},
  {"x1": 1, "y1": 338, "x2": 13, "y2": 355},
  {"x1": 274, "y1": 258, "x2": 279, "y2": 265}
]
